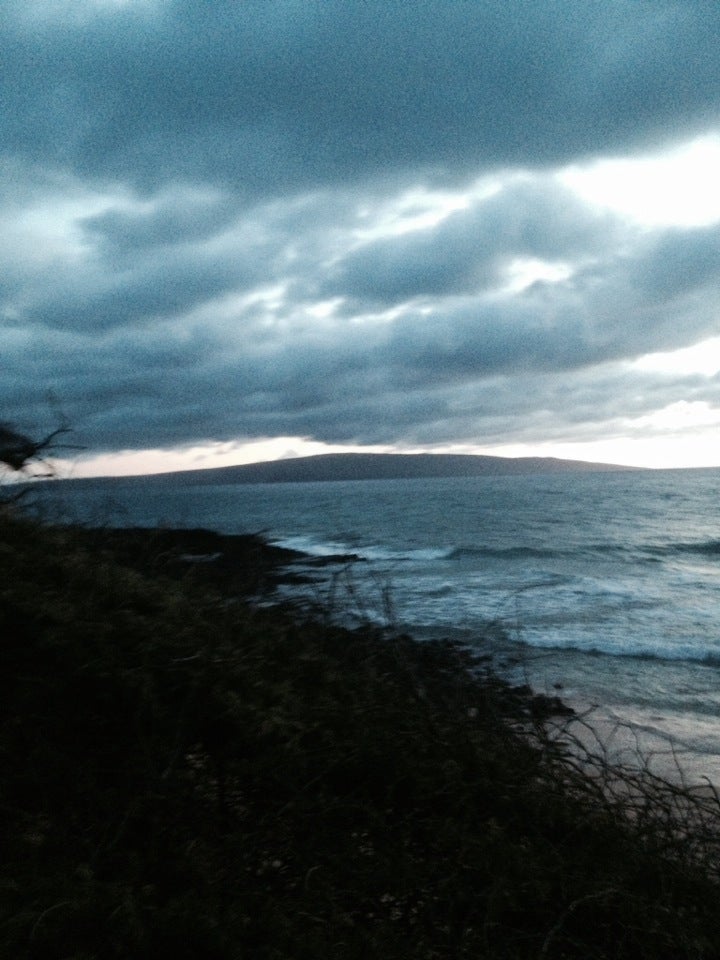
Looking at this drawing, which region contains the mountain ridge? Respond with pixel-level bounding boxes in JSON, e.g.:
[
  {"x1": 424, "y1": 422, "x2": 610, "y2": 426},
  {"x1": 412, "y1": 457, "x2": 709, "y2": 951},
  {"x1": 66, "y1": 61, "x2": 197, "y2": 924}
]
[{"x1": 104, "y1": 452, "x2": 637, "y2": 485}]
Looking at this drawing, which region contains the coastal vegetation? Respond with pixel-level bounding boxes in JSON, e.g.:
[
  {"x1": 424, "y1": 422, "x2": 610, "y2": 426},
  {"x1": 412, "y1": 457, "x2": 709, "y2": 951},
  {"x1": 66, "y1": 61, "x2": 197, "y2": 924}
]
[{"x1": 2, "y1": 506, "x2": 720, "y2": 958}]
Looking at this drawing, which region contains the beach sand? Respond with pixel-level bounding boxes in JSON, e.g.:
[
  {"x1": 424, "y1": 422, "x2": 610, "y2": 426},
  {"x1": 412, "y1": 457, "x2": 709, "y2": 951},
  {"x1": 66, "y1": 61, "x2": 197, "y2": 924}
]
[{"x1": 547, "y1": 699, "x2": 720, "y2": 797}]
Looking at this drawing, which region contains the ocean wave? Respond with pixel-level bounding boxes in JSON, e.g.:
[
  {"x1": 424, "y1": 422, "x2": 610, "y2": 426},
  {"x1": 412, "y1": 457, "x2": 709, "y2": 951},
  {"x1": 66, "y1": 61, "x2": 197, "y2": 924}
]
[
  {"x1": 515, "y1": 634, "x2": 720, "y2": 667},
  {"x1": 272, "y1": 535, "x2": 355, "y2": 558},
  {"x1": 666, "y1": 539, "x2": 720, "y2": 557},
  {"x1": 361, "y1": 545, "x2": 454, "y2": 562},
  {"x1": 448, "y1": 545, "x2": 561, "y2": 560},
  {"x1": 273, "y1": 534, "x2": 452, "y2": 563},
  {"x1": 640, "y1": 539, "x2": 720, "y2": 560},
  {"x1": 281, "y1": 538, "x2": 574, "y2": 564}
]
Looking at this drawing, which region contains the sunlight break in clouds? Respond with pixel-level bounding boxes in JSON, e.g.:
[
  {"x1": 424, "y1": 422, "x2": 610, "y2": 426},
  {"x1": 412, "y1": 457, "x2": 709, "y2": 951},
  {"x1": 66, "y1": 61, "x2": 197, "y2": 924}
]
[
  {"x1": 633, "y1": 337, "x2": 720, "y2": 378},
  {"x1": 560, "y1": 136, "x2": 720, "y2": 228}
]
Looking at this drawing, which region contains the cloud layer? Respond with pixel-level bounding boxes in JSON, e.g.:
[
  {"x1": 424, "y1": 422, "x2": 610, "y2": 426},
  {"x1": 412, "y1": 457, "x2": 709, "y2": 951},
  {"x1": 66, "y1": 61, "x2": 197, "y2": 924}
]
[{"x1": 3, "y1": 1, "x2": 720, "y2": 468}]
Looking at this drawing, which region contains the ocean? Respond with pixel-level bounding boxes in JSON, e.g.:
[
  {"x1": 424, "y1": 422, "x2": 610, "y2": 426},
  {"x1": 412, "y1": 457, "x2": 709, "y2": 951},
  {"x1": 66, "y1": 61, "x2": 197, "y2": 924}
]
[{"x1": 35, "y1": 466, "x2": 720, "y2": 783}]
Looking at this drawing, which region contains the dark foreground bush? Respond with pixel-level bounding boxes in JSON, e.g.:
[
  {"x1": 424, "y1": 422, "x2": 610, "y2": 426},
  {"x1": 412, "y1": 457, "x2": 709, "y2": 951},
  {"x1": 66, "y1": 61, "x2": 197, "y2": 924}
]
[{"x1": 2, "y1": 510, "x2": 720, "y2": 959}]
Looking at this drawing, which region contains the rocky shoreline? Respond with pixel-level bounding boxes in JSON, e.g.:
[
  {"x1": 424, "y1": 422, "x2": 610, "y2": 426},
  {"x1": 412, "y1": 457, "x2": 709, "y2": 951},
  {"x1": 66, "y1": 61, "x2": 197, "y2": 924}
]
[{"x1": 72, "y1": 524, "x2": 363, "y2": 593}]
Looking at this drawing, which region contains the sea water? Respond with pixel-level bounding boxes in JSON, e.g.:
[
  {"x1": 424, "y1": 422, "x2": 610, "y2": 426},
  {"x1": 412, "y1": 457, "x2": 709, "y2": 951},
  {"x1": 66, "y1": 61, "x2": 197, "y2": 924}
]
[{"x1": 35, "y1": 467, "x2": 720, "y2": 780}]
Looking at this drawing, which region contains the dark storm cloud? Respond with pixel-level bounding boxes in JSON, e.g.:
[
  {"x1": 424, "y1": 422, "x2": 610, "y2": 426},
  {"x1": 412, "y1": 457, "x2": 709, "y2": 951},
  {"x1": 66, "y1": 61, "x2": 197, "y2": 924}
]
[
  {"x1": 630, "y1": 225, "x2": 720, "y2": 301},
  {"x1": 4, "y1": 1, "x2": 720, "y2": 196},
  {"x1": 81, "y1": 191, "x2": 241, "y2": 257},
  {"x1": 6, "y1": 175, "x2": 720, "y2": 452},
  {"x1": 4, "y1": 0, "x2": 720, "y2": 463},
  {"x1": 326, "y1": 181, "x2": 620, "y2": 304},
  {"x1": 28, "y1": 256, "x2": 251, "y2": 331}
]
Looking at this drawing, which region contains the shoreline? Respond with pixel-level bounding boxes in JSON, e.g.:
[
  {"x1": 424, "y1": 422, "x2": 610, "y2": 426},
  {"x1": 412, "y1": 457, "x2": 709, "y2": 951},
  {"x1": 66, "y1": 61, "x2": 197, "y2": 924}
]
[
  {"x1": 532, "y1": 656, "x2": 720, "y2": 791},
  {"x1": 84, "y1": 523, "x2": 720, "y2": 787},
  {"x1": 85, "y1": 523, "x2": 720, "y2": 788},
  {"x1": 550, "y1": 698, "x2": 720, "y2": 790},
  {"x1": 4, "y1": 511, "x2": 720, "y2": 956}
]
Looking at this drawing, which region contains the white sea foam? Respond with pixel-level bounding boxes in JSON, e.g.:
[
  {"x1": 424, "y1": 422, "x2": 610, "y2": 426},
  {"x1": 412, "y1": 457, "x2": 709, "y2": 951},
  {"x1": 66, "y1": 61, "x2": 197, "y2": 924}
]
[
  {"x1": 273, "y1": 534, "x2": 453, "y2": 563},
  {"x1": 272, "y1": 534, "x2": 354, "y2": 557}
]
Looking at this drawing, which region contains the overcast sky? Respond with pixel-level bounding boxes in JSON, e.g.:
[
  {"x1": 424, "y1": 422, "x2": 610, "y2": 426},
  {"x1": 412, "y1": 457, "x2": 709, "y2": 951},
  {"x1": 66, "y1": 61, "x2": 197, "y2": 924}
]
[{"x1": 4, "y1": 0, "x2": 720, "y2": 475}]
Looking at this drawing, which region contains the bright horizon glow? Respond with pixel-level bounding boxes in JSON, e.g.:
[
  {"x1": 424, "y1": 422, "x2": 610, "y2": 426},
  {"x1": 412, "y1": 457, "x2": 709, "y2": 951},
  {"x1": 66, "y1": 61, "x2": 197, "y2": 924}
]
[
  {"x1": 49, "y1": 332, "x2": 720, "y2": 480},
  {"x1": 54, "y1": 420, "x2": 720, "y2": 479},
  {"x1": 475, "y1": 436, "x2": 720, "y2": 471},
  {"x1": 56, "y1": 438, "x2": 398, "y2": 479}
]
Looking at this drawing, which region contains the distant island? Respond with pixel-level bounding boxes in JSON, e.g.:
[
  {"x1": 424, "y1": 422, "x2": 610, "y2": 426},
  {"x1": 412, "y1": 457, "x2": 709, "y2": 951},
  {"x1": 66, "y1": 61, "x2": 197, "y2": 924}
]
[{"x1": 120, "y1": 451, "x2": 636, "y2": 486}]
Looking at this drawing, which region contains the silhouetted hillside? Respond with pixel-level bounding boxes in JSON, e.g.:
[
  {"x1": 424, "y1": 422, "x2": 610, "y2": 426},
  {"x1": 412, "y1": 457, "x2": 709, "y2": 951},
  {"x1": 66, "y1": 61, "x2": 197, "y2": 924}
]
[{"x1": 137, "y1": 452, "x2": 635, "y2": 486}]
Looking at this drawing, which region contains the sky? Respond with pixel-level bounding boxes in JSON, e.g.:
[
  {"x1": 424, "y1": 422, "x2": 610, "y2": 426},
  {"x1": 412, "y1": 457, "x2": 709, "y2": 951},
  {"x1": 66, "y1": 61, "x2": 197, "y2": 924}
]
[{"x1": 4, "y1": 0, "x2": 720, "y2": 477}]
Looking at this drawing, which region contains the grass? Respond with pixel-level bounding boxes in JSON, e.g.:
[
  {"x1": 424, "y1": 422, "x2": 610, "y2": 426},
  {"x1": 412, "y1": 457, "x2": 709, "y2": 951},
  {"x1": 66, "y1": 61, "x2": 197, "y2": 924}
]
[{"x1": 2, "y1": 506, "x2": 720, "y2": 958}]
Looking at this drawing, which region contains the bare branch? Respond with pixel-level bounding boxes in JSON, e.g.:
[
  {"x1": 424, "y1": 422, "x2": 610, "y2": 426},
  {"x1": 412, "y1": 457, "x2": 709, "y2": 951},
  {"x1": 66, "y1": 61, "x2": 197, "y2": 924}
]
[{"x1": 0, "y1": 415, "x2": 81, "y2": 483}]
